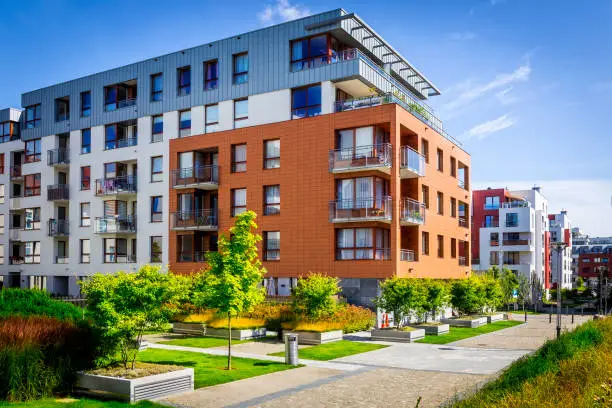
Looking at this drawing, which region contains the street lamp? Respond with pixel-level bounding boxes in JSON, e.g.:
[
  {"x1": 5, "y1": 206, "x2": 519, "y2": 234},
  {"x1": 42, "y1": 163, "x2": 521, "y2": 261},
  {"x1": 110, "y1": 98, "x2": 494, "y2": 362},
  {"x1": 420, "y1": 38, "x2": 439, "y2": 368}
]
[{"x1": 552, "y1": 241, "x2": 567, "y2": 339}]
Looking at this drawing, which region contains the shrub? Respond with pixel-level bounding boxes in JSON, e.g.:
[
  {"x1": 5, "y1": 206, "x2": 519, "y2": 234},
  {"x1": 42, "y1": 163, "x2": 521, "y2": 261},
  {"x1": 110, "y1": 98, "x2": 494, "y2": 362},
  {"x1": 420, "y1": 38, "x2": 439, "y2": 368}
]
[
  {"x1": 246, "y1": 303, "x2": 293, "y2": 332},
  {"x1": 292, "y1": 273, "x2": 339, "y2": 319},
  {"x1": 422, "y1": 279, "x2": 449, "y2": 322},
  {"x1": 481, "y1": 274, "x2": 503, "y2": 312},
  {"x1": 451, "y1": 276, "x2": 485, "y2": 316},
  {"x1": 375, "y1": 278, "x2": 427, "y2": 327},
  {"x1": 207, "y1": 317, "x2": 266, "y2": 330},
  {"x1": 331, "y1": 304, "x2": 375, "y2": 333},
  {"x1": 0, "y1": 289, "x2": 84, "y2": 321}
]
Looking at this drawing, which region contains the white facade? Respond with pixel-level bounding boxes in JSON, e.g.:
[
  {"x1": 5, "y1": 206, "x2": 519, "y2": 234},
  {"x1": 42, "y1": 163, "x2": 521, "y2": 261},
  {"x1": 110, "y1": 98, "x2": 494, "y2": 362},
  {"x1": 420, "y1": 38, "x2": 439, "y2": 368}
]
[{"x1": 549, "y1": 211, "x2": 573, "y2": 289}]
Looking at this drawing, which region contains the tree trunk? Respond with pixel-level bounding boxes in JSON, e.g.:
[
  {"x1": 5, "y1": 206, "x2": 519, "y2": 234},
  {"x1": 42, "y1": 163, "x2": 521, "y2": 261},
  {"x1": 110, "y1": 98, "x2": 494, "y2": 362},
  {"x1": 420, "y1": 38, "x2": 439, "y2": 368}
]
[{"x1": 227, "y1": 313, "x2": 232, "y2": 370}]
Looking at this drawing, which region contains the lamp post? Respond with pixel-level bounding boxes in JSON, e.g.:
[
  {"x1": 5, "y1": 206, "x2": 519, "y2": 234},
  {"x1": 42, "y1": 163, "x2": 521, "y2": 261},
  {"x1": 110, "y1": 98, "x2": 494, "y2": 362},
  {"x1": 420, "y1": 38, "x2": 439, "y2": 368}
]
[{"x1": 552, "y1": 242, "x2": 567, "y2": 339}]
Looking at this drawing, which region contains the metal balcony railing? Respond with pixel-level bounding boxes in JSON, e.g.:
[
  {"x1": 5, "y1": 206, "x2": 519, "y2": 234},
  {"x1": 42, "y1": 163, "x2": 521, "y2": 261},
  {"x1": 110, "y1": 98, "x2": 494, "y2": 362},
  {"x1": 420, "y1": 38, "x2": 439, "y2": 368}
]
[
  {"x1": 171, "y1": 165, "x2": 219, "y2": 188},
  {"x1": 178, "y1": 251, "x2": 211, "y2": 263},
  {"x1": 48, "y1": 219, "x2": 69, "y2": 236},
  {"x1": 10, "y1": 165, "x2": 22, "y2": 178},
  {"x1": 104, "y1": 98, "x2": 137, "y2": 112},
  {"x1": 482, "y1": 220, "x2": 499, "y2": 228},
  {"x1": 47, "y1": 184, "x2": 69, "y2": 201},
  {"x1": 47, "y1": 148, "x2": 70, "y2": 166},
  {"x1": 291, "y1": 48, "x2": 358, "y2": 71},
  {"x1": 458, "y1": 217, "x2": 468, "y2": 228},
  {"x1": 171, "y1": 210, "x2": 217, "y2": 229},
  {"x1": 55, "y1": 257, "x2": 69, "y2": 264},
  {"x1": 459, "y1": 256, "x2": 468, "y2": 266},
  {"x1": 329, "y1": 196, "x2": 392, "y2": 222},
  {"x1": 400, "y1": 249, "x2": 415, "y2": 262},
  {"x1": 94, "y1": 216, "x2": 137, "y2": 234},
  {"x1": 104, "y1": 137, "x2": 138, "y2": 150},
  {"x1": 400, "y1": 198, "x2": 426, "y2": 224},
  {"x1": 329, "y1": 143, "x2": 392, "y2": 172},
  {"x1": 95, "y1": 176, "x2": 137, "y2": 196},
  {"x1": 400, "y1": 146, "x2": 425, "y2": 177},
  {"x1": 503, "y1": 239, "x2": 531, "y2": 246},
  {"x1": 103, "y1": 254, "x2": 137, "y2": 263}
]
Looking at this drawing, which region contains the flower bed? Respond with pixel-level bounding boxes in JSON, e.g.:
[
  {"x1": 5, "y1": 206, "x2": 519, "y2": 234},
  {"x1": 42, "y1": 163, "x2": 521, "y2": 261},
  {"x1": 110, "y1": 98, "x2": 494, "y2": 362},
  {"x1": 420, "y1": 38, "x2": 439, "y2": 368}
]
[
  {"x1": 204, "y1": 327, "x2": 267, "y2": 340},
  {"x1": 371, "y1": 327, "x2": 426, "y2": 342},
  {"x1": 286, "y1": 330, "x2": 343, "y2": 345}
]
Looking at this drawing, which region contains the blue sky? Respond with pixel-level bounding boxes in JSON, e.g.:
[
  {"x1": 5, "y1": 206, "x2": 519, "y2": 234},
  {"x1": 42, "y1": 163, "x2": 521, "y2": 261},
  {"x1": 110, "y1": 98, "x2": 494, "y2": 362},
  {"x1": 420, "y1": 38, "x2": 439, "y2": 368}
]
[{"x1": 0, "y1": 0, "x2": 610, "y2": 234}]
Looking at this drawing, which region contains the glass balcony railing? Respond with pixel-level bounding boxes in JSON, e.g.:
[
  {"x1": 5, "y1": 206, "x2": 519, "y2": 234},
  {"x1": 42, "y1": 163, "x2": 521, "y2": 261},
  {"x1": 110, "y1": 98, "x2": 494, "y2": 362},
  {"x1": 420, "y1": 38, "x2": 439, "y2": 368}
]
[
  {"x1": 171, "y1": 165, "x2": 219, "y2": 188},
  {"x1": 400, "y1": 198, "x2": 426, "y2": 225},
  {"x1": 400, "y1": 249, "x2": 415, "y2": 262},
  {"x1": 94, "y1": 216, "x2": 136, "y2": 234},
  {"x1": 329, "y1": 196, "x2": 392, "y2": 222},
  {"x1": 329, "y1": 143, "x2": 392, "y2": 172},
  {"x1": 400, "y1": 146, "x2": 425, "y2": 177},
  {"x1": 105, "y1": 98, "x2": 137, "y2": 112},
  {"x1": 171, "y1": 210, "x2": 217, "y2": 230},
  {"x1": 47, "y1": 148, "x2": 70, "y2": 166},
  {"x1": 178, "y1": 250, "x2": 213, "y2": 263},
  {"x1": 95, "y1": 176, "x2": 137, "y2": 196},
  {"x1": 48, "y1": 219, "x2": 69, "y2": 236}
]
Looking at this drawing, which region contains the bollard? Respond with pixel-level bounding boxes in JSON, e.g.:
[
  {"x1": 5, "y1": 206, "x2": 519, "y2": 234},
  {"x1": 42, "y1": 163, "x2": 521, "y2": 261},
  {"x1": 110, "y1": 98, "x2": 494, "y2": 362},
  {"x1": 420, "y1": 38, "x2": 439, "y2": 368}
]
[
  {"x1": 284, "y1": 333, "x2": 299, "y2": 366},
  {"x1": 571, "y1": 310, "x2": 574, "y2": 324},
  {"x1": 549, "y1": 312, "x2": 552, "y2": 324}
]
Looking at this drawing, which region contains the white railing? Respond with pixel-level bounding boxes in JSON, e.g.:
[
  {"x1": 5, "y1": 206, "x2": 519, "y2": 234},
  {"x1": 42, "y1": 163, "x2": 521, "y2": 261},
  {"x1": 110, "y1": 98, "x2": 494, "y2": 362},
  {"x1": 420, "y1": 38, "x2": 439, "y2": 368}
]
[
  {"x1": 400, "y1": 198, "x2": 426, "y2": 224},
  {"x1": 400, "y1": 249, "x2": 415, "y2": 262}
]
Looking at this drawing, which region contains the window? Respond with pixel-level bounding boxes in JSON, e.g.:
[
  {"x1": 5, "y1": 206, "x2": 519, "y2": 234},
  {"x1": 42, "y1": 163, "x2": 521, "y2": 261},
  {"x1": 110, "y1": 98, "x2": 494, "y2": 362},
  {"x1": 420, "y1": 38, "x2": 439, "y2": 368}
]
[
  {"x1": 24, "y1": 208, "x2": 41, "y2": 230},
  {"x1": 205, "y1": 104, "x2": 219, "y2": 133},
  {"x1": 0, "y1": 185, "x2": 4, "y2": 204},
  {"x1": 506, "y1": 212, "x2": 519, "y2": 227},
  {"x1": 151, "y1": 156, "x2": 163, "y2": 182},
  {"x1": 291, "y1": 84, "x2": 321, "y2": 118},
  {"x1": 179, "y1": 110, "x2": 191, "y2": 137},
  {"x1": 177, "y1": 66, "x2": 191, "y2": 96},
  {"x1": 484, "y1": 196, "x2": 500, "y2": 210},
  {"x1": 450, "y1": 156, "x2": 457, "y2": 177},
  {"x1": 264, "y1": 139, "x2": 280, "y2": 169},
  {"x1": 231, "y1": 188, "x2": 247, "y2": 216},
  {"x1": 421, "y1": 139, "x2": 429, "y2": 163},
  {"x1": 152, "y1": 115, "x2": 163, "y2": 142},
  {"x1": 104, "y1": 82, "x2": 137, "y2": 111},
  {"x1": 264, "y1": 231, "x2": 280, "y2": 261},
  {"x1": 81, "y1": 128, "x2": 91, "y2": 154},
  {"x1": 437, "y1": 192, "x2": 443, "y2": 215},
  {"x1": 25, "y1": 139, "x2": 41, "y2": 163},
  {"x1": 336, "y1": 228, "x2": 390, "y2": 260},
  {"x1": 150, "y1": 236, "x2": 162, "y2": 263},
  {"x1": 504, "y1": 251, "x2": 520, "y2": 265},
  {"x1": 151, "y1": 196, "x2": 163, "y2": 222},
  {"x1": 450, "y1": 197, "x2": 456, "y2": 218},
  {"x1": 204, "y1": 60, "x2": 218, "y2": 90},
  {"x1": 234, "y1": 99, "x2": 248, "y2": 127},
  {"x1": 422, "y1": 231, "x2": 429, "y2": 255},
  {"x1": 151, "y1": 73, "x2": 163, "y2": 101},
  {"x1": 24, "y1": 242, "x2": 41, "y2": 264},
  {"x1": 55, "y1": 96, "x2": 69, "y2": 122},
  {"x1": 451, "y1": 238, "x2": 457, "y2": 258},
  {"x1": 24, "y1": 174, "x2": 41, "y2": 197},
  {"x1": 81, "y1": 91, "x2": 91, "y2": 117},
  {"x1": 264, "y1": 185, "x2": 280, "y2": 215},
  {"x1": 0, "y1": 154, "x2": 4, "y2": 174},
  {"x1": 231, "y1": 144, "x2": 247, "y2": 172},
  {"x1": 291, "y1": 34, "x2": 330, "y2": 71},
  {"x1": 422, "y1": 185, "x2": 429, "y2": 209},
  {"x1": 484, "y1": 215, "x2": 495, "y2": 227},
  {"x1": 104, "y1": 238, "x2": 128, "y2": 263},
  {"x1": 0, "y1": 215, "x2": 3, "y2": 234},
  {"x1": 437, "y1": 149, "x2": 443, "y2": 172},
  {"x1": 1, "y1": 121, "x2": 19, "y2": 143},
  {"x1": 81, "y1": 166, "x2": 91, "y2": 190},
  {"x1": 233, "y1": 52, "x2": 248, "y2": 84},
  {"x1": 80, "y1": 203, "x2": 90, "y2": 226},
  {"x1": 437, "y1": 235, "x2": 444, "y2": 258},
  {"x1": 25, "y1": 104, "x2": 41, "y2": 128}
]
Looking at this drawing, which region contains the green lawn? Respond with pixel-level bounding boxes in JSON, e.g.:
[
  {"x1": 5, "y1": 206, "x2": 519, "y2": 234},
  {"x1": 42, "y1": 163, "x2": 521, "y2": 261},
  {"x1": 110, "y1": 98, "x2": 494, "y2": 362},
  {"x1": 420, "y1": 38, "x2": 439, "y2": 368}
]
[
  {"x1": 269, "y1": 340, "x2": 388, "y2": 361},
  {"x1": 158, "y1": 336, "x2": 249, "y2": 348},
  {"x1": 416, "y1": 320, "x2": 523, "y2": 345},
  {"x1": 0, "y1": 398, "x2": 164, "y2": 407},
  {"x1": 137, "y1": 348, "x2": 294, "y2": 388}
]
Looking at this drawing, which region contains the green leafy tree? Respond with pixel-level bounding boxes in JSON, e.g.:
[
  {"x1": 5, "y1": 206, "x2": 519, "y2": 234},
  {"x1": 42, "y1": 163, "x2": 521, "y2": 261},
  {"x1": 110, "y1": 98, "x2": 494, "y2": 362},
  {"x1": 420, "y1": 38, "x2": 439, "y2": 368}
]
[
  {"x1": 576, "y1": 277, "x2": 585, "y2": 291},
  {"x1": 292, "y1": 273, "x2": 339, "y2": 319},
  {"x1": 488, "y1": 265, "x2": 501, "y2": 279},
  {"x1": 195, "y1": 211, "x2": 266, "y2": 370},
  {"x1": 80, "y1": 265, "x2": 189, "y2": 369},
  {"x1": 500, "y1": 268, "x2": 519, "y2": 312},
  {"x1": 375, "y1": 278, "x2": 426, "y2": 327},
  {"x1": 450, "y1": 276, "x2": 485, "y2": 316},
  {"x1": 517, "y1": 273, "x2": 531, "y2": 313},
  {"x1": 422, "y1": 279, "x2": 449, "y2": 322},
  {"x1": 481, "y1": 274, "x2": 503, "y2": 312}
]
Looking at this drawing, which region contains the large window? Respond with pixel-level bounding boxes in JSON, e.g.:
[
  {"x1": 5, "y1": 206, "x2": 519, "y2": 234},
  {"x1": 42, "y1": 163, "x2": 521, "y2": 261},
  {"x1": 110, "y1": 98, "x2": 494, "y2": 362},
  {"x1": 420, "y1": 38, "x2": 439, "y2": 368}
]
[
  {"x1": 25, "y1": 139, "x2": 41, "y2": 163},
  {"x1": 234, "y1": 99, "x2": 248, "y2": 128},
  {"x1": 231, "y1": 144, "x2": 247, "y2": 173},
  {"x1": 264, "y1": 231, "x2": 280, "y2": 261},
  {"x1": 336, "y1": 228, "x2": 390, "y2": 260},
  {"x1": 151, "y1": 73, "x2": 163, "y2": 101},
  {"x1": 264, "y1": 185, "x2": 280, "y2": 215},
  {"x1": 81, "y1": 91, "x2": 91, "y2": 117},
  {"x1": 55, "y1": 96, "x2": 70, "y2": 122},
  {"x1": 205, "y1": 104, "x2": 219, "y2": 133},
  {"x1": 150, "y1": 236, "x2": 162, "y2": 263},
  {"x1": 151, "y1": 156, "x2": 163, "y2": 182},
  {"x1": 151, "y1": 196, "x2": 163, "y2": 222},
  {"x1": 291, "y1": 84, "x2": 321, "y2": 118},
  {"x1": 81, "y1": 128, "x2": 91, "y2": 154},
  {"x1": 24, "y1": 208, "x2": 41, "y2": 230},
  {"x1": 233, "y1": 53, "x2": 248, "y2": 84},
  {"x1": 204, "y1": 60, "x2": 218, "y2": 90},
  {"x1": 25, "y1": 104, "x2": 41, "y2": 129},
  {"x1": 504, "y1": 251, "x2": 520, "y2": 265},
  {"x1": 506, "y1": 212, "x2": 519, "y2": 227},
  {"x1": 80, "y1": 239, "x2": 90, "y2": 263},
  {"x1": 80, "y1": 202, "x2": 90, "y2": 227},
  {"x1": 231, "y1": 188, "x2": 247, "y2": 216},
  {"x1": 291, "y1": 34, "x2": 330, "y2": 71},
  {"x1": 24, "y1": 174, "x2": 41, "y2": 197},
  {"x1": 81, "y1": 166, "x2": 91, "y2": 190},
  {"x1": 485, "y1": 196, "x2": 500, "y2": 210},
  {"x1": 484, "y1": 215, "x2": 495, "y2": 227},
  {"x1": 24, "y1": 242, "x2": 41, "y2": 264},
  {"x1": 152, "y1": 115, "x2": 163, "y2": 142},
  {"x1": 103, "y1": 238, "x2": 128, "y2": 263},
  {"x1": 179, "y1": 110, "x2": 191, "y2": 137},
  {"x1": 177, "y1": 66, "x2": 191, "y2": 96},
  {"x1": 335, "y1": 177, "x2": 388, "y2": 209},
  {"x1": 1, "y1": 121, "x2": 19, "y2": 143},
  {"x1": 264, "y1": 139, "x2": 280, "y2": 169}
]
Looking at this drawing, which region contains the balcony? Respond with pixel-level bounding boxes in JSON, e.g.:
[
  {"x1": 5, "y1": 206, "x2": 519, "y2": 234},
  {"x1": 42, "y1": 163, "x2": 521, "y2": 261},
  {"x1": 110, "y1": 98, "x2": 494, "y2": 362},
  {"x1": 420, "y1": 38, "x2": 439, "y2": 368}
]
[
  {"x1": 104, "y1": 80, "x2": 137, "y2": 112},
  {"x1": 484, "y1": 204, "x2": 500, "y2": 210},
  {"x1": 400, "y1": 146, "x2": 425, "y2": 178},
  {"x1": 10, "y1": 165, "x2": 22, "y2": 179},
  {"x1": 503, "y1": 239, "x2": 531, "y2": 246},
  {"x1": 94, "y1": 216, "x2": 137, "y2": 234},
  {"x1": 400, "y1": 249, "x2": 415, "y2": 262},
  {"x1": 104, "y1": 137, "x2": 137, "y2": 150},
  {"x1": 47, "y1": 148, "x2": 70, "y2": 167},
  {"x1": 400, "y1": 198, "x2": 426, "y2": 226},
  {"x1": 95, "y1": 176, "x2": 137, "y2": 197},
  {"x1": 459, "y1": 256, "x2": 468, "y2": 266},
  {"x1": 171, "y1": 210, "x2": 218, "y2": 231},
  {"x1": 171, "y1": 165, "x2": 219, "y2": 190},
  {"x1": 178, "y1": 251, "x2": 211, "y2": 263},
  {"x1": 458, "y1": 217, "x2": 469, "y2": 228},
  {"x1": 329, "y1": 143, "x2": 391, "y2": 174},
  {"x1": 47, "y1": 184, "x2": 69, "y2": 201},
  {"x1": 9, "y1": 256, "x2": 25, "y2": 265},
  {"x1": 48, "y1": 219, "x2": 69, "y2": 236},
  {"x1": 329, "y1": 196, "x2": 392, "y2": 223},
  {"x1": 55, "y1": 257, "x2": 69, "y2": 264},
  {"x1": 9, "y1": 228, "x2": 21, "y2": 241},
  {"x1": 502, "y1": 201, "x2": 529, "y2": 209},
  {"x1": 336, "y1": 248, "x2": 391, "y2": 261},
  {"x1": 482, "y1": 220, "x2": 499, "y2": 228},
  {"x1": 103, "y1": 254, "x2": 137, "y2": 264},
  {"x1": 292, "y1": 48, "x2": 358, "y2": 71}
]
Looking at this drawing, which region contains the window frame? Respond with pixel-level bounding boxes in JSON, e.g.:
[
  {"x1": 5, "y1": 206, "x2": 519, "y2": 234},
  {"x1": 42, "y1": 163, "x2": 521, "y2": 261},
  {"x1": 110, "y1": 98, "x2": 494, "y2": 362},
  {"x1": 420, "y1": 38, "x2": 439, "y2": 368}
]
[
  {"x1": 151, "y1": 73, "x2": 163, "y2": 101},
  {"x1": 205, "y1": 104, "x2": 219, "y2": 133},
  {"x1": 25, "y1": 104, "x2": 41, "y2": 129},
  {"x1": 81, "y1": 128, "x2": 91, "y2": 154},
  {"x1": 437, "y1": 235, "x2": 444, "y2": 258},
  {"x1": 24, "y1": 139, "x2": 41, "y2": 163},
  {"x1": 80, "y1": 202, "x2": 91, "y2": 227},
  {"x1": 150, "y1": 156, "x2": 163, "y2": 182},
  {"x1": 422, "y1": 231, "x2": 429, "y2": 255},
  {"x1": 232, "y1": 52, "x2": 249, "y2": 84},
  {"x1": 24, "y1": 174, "x2": 41, "y2": 197},
  {"x1": 204, "y1": 60, "x2": 219, "y2": 90},
  {"x1": 80, "y1": 166, "x2": 91, "y2": 190},
  {"x1": 177, "y1": 66, "x2": 191, "y2": 96},
  {"x1": 264, "y1": 185, "x2": 280, "y2": 215},
  {"x1": 234, "y1": 98, "x2": 248, "y2": 125},
  {"x1": 291, "y1": 84, "x2": 322, "y2": 119},
  {"x1": 335, "y1": 228, "x2": 390, "y2": 260},
  {"x1": 436, "y1": 191, "x2": 444, "y2": 215},
  {"x1": 151, "y1": 115, "x2": 163, "y2": 142},
  {"x1": 231, "y1": 144, "x2": 247, "y2": 173},
  {"x1": 80, "y1": 91, "x2": 91, "y2": 117},
  {"x1": 150, "y1": 236, "x2": 162, "y2": 263},
  {"x1": 231, "y1": 188, "x2": 247, "y2": 217},
  {"x1": 263, "y1": 231, "x2": 280, "y2": 261},
  {"x1": 179, "y1": 110, "x2": 191, "y2": 137},
  {"x1": 264, "y1": 139, "x2": 280, "y2": 169},
  {"x1": 150, "y1": 196, "x2": 163, "y2": 223}
]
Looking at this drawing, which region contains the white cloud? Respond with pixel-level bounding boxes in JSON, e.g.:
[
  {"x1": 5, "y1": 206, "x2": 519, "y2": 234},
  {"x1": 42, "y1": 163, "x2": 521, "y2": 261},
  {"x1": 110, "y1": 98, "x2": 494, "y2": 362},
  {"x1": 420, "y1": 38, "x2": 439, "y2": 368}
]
[
  {"x1": 449, "y1": 31, "x2": 477, "y2": 41},
  {"x1": 473, "y1": 180, "x2": 612, "y2": 236},
  {"x1": 463, "y1": 114, "x2": 516, "y2": 140},
  {"x1": 496, "y1": 87, "x2": 520, "y2": 105},
  {"x1": 257, "y1": 0, "x2": 311, "y2": 25}
]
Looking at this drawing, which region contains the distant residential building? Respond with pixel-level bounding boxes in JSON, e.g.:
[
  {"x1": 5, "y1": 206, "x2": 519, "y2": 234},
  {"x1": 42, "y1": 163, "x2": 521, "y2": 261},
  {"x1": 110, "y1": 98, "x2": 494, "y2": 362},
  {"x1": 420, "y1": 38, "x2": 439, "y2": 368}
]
[
  {"x1": 548, "y1": 211, "x2": 573, "y2": 289},
  {"x1": 572, "y1": 232, "x2": 612, "y2": 289}
]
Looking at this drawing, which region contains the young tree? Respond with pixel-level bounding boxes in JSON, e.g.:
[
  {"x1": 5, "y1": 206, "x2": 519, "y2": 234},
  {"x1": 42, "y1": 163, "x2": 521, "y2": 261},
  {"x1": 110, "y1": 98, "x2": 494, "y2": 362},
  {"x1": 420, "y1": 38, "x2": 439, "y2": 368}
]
[
  {"x1": 195, "y1": 211, "x2": 266, "y2": 370},
  {"x1": 422, "y1": 279, "x2": 449, "y2": 322},
  {"x1": 292, "y1": 273, "x2": 339, "y2": 319},
  {"x1": 517, "y1": 273, "x2": 531, "y2": 316},
  {"x1": 375, "y1": 278, "x2": 426, "y2": 328},
  {"x1": 500, "y1": 268, "x2": 519, "y2": 312},
  {"x1": 450, "y1": 276, "x2": 485, "y2": 316},
  {"x1": 481, "y1": 274, "x2": 503, "y2": 313},
  {"x1": 80, "y1": 265, "x2": 189, "y2": 369}
]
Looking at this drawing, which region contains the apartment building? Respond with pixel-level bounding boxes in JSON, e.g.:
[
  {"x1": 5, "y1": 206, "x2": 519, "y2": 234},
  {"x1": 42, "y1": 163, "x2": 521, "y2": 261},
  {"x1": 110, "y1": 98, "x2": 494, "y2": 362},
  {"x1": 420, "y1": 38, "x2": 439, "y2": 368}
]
[
  {"x1": 572, "y1": 233, "x2": 612, "y2": 289},
  {"x1": 0, "y1": 9, "x2": 471, "y2": 303},
  {"x1": 548, "y1": 211, "x2": 573, "y2": 289},
  {"x1": 472, "y1": 187, "x2": 549, "y2": 290}
]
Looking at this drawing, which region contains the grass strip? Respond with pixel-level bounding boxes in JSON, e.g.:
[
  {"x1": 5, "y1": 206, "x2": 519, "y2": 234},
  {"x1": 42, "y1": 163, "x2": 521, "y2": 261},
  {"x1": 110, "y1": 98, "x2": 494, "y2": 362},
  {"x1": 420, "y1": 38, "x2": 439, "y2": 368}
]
[
  {"x1": 269, "y1": 340, "x2": 388, "y2": 361},
  {"x1": 158, "y1": 336, "x2": 249, "y2": 348},
  {"x1": 416, "y1": 320, "x2": 522, "y2": 345}
]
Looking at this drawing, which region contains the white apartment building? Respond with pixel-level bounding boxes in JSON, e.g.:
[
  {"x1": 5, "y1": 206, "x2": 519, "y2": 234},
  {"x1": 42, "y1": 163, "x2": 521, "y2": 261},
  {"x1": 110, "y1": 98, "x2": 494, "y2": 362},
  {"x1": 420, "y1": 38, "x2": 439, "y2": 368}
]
[{"x1": 549, "y1": 210, "x2": 573, "y2": 289}]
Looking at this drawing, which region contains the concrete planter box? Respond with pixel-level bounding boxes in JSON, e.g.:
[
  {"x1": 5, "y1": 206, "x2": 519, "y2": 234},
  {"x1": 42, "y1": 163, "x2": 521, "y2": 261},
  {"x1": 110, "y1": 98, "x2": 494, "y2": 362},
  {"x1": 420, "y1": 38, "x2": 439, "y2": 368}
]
[
  {"x1": 288, "y1": 330, "x2": 343, "y2": 345},
  {"x1": 173, "y1": 322, "x2": 206, "y2": 335},
  {"x1": 76, "y1": 368, "x2": 194, "y2": 402},
  {"x1": 370, "y1": 328, "x2": 426, "y2": 342},
  {"x1": 486, "y1": 313, "x2": 505, "y2": 323},
  {"x1": 441, "y1": 316, "x2": 488, "y2": 328},
  {"x1": 204, "y1": 327, "x2": 267, "y2": 340},
  {"x1": 411, "y1": 324, "x2": 450, "y2": 335}
]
